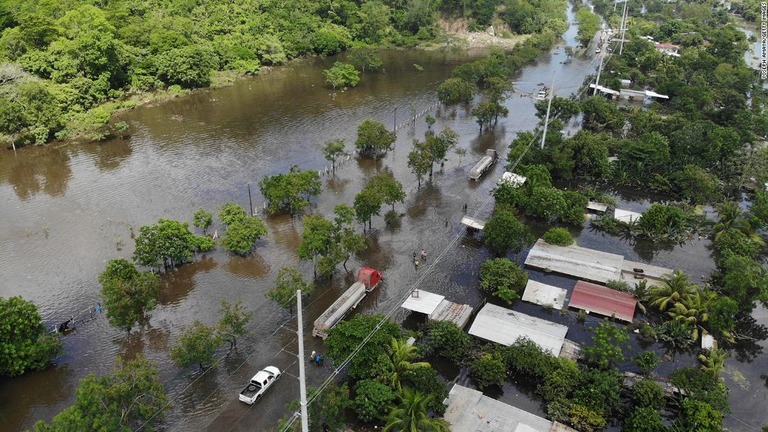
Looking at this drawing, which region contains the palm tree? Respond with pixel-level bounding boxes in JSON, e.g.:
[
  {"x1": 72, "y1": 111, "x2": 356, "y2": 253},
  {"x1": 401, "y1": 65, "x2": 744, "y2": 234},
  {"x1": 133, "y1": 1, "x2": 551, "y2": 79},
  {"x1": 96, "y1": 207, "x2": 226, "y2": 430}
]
[
  {"x1": 698, "y1": 347, "x2": 728, "y2": 380},
  {"x1": 711, "y1": 202, "x2": 751, "y2": 241},
  {"x1": 666, "y1": 289, "x2": 715, "y2": 340},
  {"x1": 386, "y1": 338, "x2": 430, "y2": 391},
  {"x1": 645, "y1": 270, "x2": 695, "y2": 312},
  {"x1": 383, "y1": 388, "x2": 450, "y2": 432}
]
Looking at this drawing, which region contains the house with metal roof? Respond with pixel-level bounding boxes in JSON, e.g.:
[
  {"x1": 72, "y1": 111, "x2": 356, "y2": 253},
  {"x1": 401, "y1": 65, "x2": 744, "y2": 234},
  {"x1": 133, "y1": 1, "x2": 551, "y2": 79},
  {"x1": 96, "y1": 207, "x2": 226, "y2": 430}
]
[
  {"x1": 568, "y1": 280, "x2": 637, "y2": 322},
  {"x1": 468, "y1": 303, "x2": 569, "y2": 356}
]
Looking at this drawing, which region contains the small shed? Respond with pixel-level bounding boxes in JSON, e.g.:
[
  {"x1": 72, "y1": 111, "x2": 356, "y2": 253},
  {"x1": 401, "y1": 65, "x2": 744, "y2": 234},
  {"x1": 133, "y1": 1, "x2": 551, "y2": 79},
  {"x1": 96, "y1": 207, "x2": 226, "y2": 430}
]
[
  {"x1": 522, "y1": 280, "x2": 567, "y2": 310},
  {"x1": 614, "y1": 208, "x2": 642, "y2": 223},
  {"x1": 469, "y1": 303, "x2": 568, "y2": 356},
  {"x1": 568, "y1": 280, "x2": 637, "y2": 323}
]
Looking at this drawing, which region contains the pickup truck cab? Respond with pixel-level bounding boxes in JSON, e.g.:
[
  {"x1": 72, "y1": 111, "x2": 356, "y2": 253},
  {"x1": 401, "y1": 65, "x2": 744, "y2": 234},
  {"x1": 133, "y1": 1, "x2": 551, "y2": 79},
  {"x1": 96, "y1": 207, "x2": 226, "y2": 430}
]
[{"x1": 238, "y1": 366, "x2": 281, "y2": 405}]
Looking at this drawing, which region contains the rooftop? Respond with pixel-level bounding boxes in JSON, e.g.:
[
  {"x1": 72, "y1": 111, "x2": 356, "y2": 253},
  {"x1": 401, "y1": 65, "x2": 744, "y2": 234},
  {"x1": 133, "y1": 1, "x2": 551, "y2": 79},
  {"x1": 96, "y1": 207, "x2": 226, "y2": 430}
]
[
  {"x1": 522, "y1": 280, "x2": 567, "y2": 310},
  {"x1": 524, "y1": 239, "x2": 624, "y2": 283},
  {"x1": 469, "y1": 303, "x2": 568, "y2": 355},
  {"x1": 443, "y1": 384, "x2": 554, "y2": 432},
  {"x1": 568, "y1": 280, "x2": 637, "y2": 322}
]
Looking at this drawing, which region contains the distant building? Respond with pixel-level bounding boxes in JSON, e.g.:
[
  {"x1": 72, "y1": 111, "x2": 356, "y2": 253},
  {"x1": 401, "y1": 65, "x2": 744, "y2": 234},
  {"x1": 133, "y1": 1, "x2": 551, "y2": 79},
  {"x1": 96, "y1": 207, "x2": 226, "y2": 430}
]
[{"x1": 655, "y1": 42, "x2": 681, "y2": 57}]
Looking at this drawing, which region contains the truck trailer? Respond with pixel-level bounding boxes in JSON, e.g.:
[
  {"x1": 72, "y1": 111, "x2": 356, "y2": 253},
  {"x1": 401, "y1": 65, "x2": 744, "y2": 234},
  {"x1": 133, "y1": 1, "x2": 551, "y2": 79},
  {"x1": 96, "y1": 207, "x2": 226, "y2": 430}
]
[{"x1": 312, "y1": 267, "x2": 383, "y2": 339}]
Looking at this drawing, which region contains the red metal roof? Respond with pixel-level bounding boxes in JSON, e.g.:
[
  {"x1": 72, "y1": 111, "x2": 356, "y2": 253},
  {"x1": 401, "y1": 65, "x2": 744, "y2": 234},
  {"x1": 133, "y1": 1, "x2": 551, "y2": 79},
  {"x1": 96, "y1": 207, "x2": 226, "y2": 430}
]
[{"x1": 569, "y1": 280, "x2": 637, "y2": 322}]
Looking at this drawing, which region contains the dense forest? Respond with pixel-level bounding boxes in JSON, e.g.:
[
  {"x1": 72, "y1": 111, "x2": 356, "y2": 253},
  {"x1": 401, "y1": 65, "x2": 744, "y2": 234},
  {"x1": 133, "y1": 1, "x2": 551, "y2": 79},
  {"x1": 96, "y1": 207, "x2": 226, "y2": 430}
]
[{"x1": 0, "y1": 0, "x2": 558, "y2": 146}]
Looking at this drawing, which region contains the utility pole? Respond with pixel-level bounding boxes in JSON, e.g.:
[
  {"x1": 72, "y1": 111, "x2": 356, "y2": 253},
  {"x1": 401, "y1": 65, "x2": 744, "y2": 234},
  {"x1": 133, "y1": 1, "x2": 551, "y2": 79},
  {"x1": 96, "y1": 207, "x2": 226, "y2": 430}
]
[
  {"x1": 297, "y1": 291, "x2": 309, "y2": 432},
  {"x1": 594, "y1": 47, "x2": 605, "y2": 95},
  {"x1": 619, "y1": 1, "x2": 629, "y2": 55},
  {"x1": 541, "y1": 73, "x2": 555, "y2": 150},
  {"x1": 248, "y1": 184, "x2": 254, "y2": 216}
]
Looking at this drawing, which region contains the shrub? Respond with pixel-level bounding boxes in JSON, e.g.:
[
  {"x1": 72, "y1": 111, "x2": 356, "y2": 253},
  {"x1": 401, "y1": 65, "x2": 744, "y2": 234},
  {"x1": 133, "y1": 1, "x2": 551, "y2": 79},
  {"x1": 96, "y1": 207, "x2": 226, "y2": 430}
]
[{"x1": 543, "y1": 227, "x2": 574, "y2": 246}]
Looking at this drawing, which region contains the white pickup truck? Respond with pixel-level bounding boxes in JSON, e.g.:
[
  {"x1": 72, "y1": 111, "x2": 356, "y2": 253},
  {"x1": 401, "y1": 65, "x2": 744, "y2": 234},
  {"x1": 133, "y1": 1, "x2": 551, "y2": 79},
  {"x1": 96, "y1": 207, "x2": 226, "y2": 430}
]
[{"x1": 238, "y1": 366, "x2": 281, "y2": 405}]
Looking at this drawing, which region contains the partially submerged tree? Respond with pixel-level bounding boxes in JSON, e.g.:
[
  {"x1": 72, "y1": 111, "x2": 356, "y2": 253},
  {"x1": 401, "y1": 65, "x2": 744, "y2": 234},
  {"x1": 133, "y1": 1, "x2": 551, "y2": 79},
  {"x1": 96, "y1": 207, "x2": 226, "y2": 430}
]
[
  {"x1": 218, "y1": 300, "x2": 253, "y2": 350},
  {"x1": 323, "y1": 61, "x2": 360, "y2": 89},
  {"x1": 171, "y1": 320, "x2": 222, "y2": 371},
  {"x1": 259, "y1": 165, "x2": 322, "y2": 216},
  {"x1": 355, "y1": 119, "x2": 396, "y2": 158},
  {"x1": 218, "y1": 203, "x2": 267, "y2": 256},
  {"x1": 193, "y1": 208, "x2": 213, "y2": 235},
  {"x1": 368, "y1": 171, "x2": 406, "y2": 212},
  {"x1": 583, "y1": 321, "x2": 630, "y2": 370},
  {"x1": 0, "y1": 296, "x2": 63, "y2": 377},
  {"x1": 407, "y1": 139, "x2": 432, "y2": 189},
  {"x1": 99, "y1": 259, "x2": 161, "y2": 331},
  {"x1": 354, "y1": 187, "x2": 383, "y2": 230},
  {"x1": 266, "y1": 267, "x2": 314, "y2": 315},
  {"x1": 33, "y1": 356, "x2": 168, "y2": 432},
  {"x1": 479, "y1": 258, "x2": 528, "y2": 304},
  {"x1": 322, "y1": 138, "x2": 348, "y2": 173},
  {"x1": 133, "y1": 219, "x2": 214, "y2": 269},
  {"x1": 482, "y1": 206, "x2": 534, "y2": 255}
]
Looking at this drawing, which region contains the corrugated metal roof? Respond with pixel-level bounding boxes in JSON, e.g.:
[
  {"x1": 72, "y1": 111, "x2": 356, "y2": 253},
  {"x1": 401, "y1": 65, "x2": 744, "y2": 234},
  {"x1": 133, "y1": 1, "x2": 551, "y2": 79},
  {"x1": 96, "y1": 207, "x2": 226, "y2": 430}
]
[
  {"x1": 469, "y1": 304, "x2": 568, "y2": 355},
  {"x1": 522, "y1": 280, "x2": 567, "y2": 310},
  {"x1": 524, "y1": 239, "x2": 624, "y2": 283},
  {"x1": 429, "y1": 300, "x2": 474, "y2": 329},
  {"x1": 443, "y1": 384, "x2": 553, "y2": 432},
  {"x1": 569, "y1": 280, "x2": 637, "y2": 322},
  {"x1": 401, "y1": 290, "x2": 445, "y2": 315}
]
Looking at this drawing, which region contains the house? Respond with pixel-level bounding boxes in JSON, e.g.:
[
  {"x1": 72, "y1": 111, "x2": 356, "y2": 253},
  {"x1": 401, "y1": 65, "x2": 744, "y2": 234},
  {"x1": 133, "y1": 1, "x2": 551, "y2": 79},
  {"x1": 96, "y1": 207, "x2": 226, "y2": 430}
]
[{"x1": 655, "y1": 42, "x2": 681, "y2": 57}]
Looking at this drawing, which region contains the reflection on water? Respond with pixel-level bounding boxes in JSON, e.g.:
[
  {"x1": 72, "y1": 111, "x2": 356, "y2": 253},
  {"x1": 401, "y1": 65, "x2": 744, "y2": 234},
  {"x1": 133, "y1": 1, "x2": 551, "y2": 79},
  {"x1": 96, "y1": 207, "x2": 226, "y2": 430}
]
[{"x1": 2, "y1": 146, "x2": 72, "y2": 199}]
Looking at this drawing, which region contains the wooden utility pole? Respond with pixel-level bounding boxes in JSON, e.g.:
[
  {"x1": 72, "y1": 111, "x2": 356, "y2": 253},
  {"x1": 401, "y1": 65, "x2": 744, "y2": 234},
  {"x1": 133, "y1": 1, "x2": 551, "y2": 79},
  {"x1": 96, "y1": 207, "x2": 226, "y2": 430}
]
[{"x1": 297, "y1": 291, "x2": 309, "y2": 432}]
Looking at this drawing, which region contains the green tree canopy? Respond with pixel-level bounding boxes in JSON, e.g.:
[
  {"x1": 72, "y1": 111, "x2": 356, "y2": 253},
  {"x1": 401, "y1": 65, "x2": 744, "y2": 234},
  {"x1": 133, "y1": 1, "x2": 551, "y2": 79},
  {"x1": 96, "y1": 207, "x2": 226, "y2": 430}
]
[
  {"x1": 99, "y1": 259, "x2": 161, "y2": 330},
  {"x1": 170, "y1": 320, "x2": 222, "y2": 371},
  {"x1": 218, "y1": 299, "x2": 252, "y2": 349},
  {"x1": 326, "y1": 314, "x2": 402, "y2": 380},
  {"x1": 322, "y1": 138, "x2": 348, "y2": 173},
  {"x1": 355, "y1": 119, "x2": 396, "y2": 157},
  {"x1": 422, "y1": 320, "x2": 471, "y2": 365},
  {"x1": 383, "y1": 387, "x2": 450, "y2": 432},
  {"x1": 583, "y1": 321, "x2": 630, "y2": 370},
  {"x1": 218, "y1": 204, "x2": 268, "y2": 256},
  {"x1": 133, "y1": 218, "x2": 212, "y2": 269},
  {"x1": 0, "y1": 296, "x2": 63, "y2": 377},
  {"x1": 266, "y1": 267, "x2": 314, "y2": 315},
  {"x1": 353, "y1": 379, "x2": 396, "y2": 423},
  {"x1": 259, "y1": 165, "x2": 322, "y2": 215},
  {"x1": 436, "y1": 77, "x2": 475, "y2": 105},
  {"x1": 323, "y1": 61, "x2": 360, "y2": 89},
  {"x1": 33, "y1": 356, "x2": 168, "y2": 432},
  {"x1": 470, "y1": 353, "x2": 507, "y2": 390},
  {"x1": 483, "y1": 206, "x2": 534, "y2": 255},
  {"x1": 479, "y1": 257, "x2": 528, "y2": 304}
]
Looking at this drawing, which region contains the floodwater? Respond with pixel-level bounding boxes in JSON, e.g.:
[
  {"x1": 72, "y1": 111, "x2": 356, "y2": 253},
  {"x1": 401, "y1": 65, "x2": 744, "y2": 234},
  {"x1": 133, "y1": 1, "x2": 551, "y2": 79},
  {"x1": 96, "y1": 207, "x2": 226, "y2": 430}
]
[{"x1": 1, "y1": 4, "x2": 765, "y2": 431}]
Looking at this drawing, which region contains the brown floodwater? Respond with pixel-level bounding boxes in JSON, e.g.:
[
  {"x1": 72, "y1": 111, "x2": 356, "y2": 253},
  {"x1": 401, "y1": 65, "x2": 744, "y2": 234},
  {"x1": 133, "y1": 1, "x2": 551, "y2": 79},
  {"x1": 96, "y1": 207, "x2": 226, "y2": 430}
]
[{"x1": 1, "y1": 5, "x2": 765, "y2": 431}]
